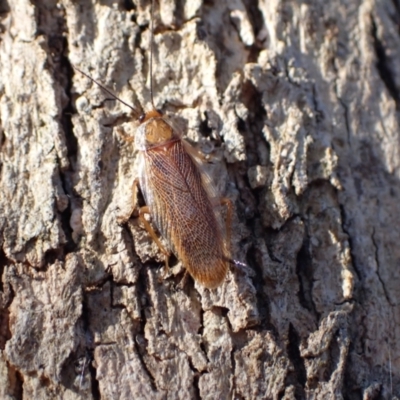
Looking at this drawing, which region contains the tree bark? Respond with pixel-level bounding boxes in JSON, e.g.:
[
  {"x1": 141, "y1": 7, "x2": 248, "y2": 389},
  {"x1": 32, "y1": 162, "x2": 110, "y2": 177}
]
[{"x1": 1, "y1": 0, "x2": 399, "y2": 399}]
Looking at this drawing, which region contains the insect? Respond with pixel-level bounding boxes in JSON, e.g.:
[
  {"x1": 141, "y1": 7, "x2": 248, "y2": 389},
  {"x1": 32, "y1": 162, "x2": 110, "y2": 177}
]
[
  {"x1": 133, "y1": 108, "x2": 233, "y2": 288},
  {"x1": 74, "y1": 0, "x2": 241, "y2": 288}
]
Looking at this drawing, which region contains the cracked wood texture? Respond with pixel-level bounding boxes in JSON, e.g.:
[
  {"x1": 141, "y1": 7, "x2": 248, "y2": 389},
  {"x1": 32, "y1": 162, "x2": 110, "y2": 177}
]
[{"x1": 0, "y1": 0, "x2": 399, "y2": 399}]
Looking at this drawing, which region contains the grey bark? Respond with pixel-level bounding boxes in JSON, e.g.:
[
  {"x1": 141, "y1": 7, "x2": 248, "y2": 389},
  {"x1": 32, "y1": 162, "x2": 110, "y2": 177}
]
[{"x1": 0, "y1": 0, "x2": 399, "y2": 399}]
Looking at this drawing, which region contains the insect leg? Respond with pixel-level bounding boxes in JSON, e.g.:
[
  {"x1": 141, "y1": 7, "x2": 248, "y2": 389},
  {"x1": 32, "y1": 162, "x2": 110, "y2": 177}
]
[
  {"x1": 116, "y1": 126, "x2": 135, "y2": 143},
  {"x1": 117, "y1": 179, "x2": 140, "y2": 225},
  {"x1": 219, "y1": 198, "x2": 251, "y2": 276},
  {"x1": 138, "y1": 206, "x2": 171, "y2": 273},
  {"x1": 177, "y1": 270, "x2": 190, "y2": 290},
  {"x1": 220, "y1": 197, "x2": 233, "y2": 252}
]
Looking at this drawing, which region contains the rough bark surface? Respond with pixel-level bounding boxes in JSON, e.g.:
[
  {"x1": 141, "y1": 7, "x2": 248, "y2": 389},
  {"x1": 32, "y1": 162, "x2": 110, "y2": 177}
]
[{"x1": 0, "y1": 0, "x2": 399, "y2": 399}]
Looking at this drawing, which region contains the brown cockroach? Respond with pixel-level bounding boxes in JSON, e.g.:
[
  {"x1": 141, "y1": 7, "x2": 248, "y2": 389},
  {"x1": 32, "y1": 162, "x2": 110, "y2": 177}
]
[
  {"x1": 74, "y1": 0, "x2": 243, "y2": 288},
  {"x1": 133, "y1": 109, "x2": 233, "y2": 288}
]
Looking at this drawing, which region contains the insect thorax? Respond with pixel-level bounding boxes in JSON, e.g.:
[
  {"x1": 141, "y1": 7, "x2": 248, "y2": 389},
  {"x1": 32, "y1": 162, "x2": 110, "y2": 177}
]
[{"x1": 136, "y1": 115, "x2": 175, "y2": 151}]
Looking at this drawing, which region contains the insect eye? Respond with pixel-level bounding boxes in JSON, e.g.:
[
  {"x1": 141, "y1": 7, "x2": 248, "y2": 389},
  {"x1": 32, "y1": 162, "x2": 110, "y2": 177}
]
[{"x1": 139, "y1": 113, "x2": 146, "y2": 123}]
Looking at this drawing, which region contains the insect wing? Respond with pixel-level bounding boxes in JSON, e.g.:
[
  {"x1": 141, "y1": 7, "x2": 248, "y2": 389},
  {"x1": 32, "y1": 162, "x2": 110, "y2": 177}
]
[
  {"x1": 141, "y1": 139, "x2": 228, "y2": 287},
  {"x1": 181, "y1": 139, "x2": 228, "y2": 239}
]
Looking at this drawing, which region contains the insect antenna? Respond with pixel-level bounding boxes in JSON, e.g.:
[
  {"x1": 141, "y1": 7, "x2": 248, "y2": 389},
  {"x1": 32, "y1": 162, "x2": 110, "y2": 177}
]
[
  {"x1": 74, "y1": 0, "x2": 156, "y2": 113},
  {"x1": 149, "y1": 0, "x2": 156, "y2": 110},
  {"x1": 72, "y1": 65, "x2": 137, "y2": 112}
]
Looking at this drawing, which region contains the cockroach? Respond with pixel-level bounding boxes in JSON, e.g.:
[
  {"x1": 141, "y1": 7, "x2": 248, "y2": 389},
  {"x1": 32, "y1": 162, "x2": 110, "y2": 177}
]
[
  {"x1": 133, "y1": 109, "x2": 233, "y2": 288},
  {"x1": 74, "y1": 0, "x2": 244, "y2": 288}
]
